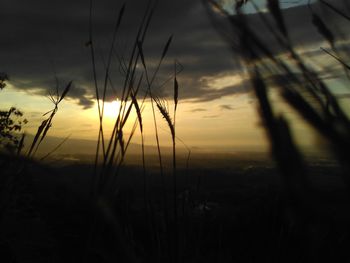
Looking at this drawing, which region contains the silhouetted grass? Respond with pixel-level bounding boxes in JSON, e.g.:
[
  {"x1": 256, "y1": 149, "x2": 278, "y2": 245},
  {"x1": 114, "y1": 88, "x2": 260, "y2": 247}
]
[
  {"x1": 203, "y1": 0, "x2": 350, "y2": 261},
  {"x1": 28, "y1": 81, "x2": 72, "y2": 157},
  {"x1": 2, "y1": 1, "x2": 350, "y2": 262},
  {"x1": 85, "y1": 1, "x2": 188, "y2": 261}
]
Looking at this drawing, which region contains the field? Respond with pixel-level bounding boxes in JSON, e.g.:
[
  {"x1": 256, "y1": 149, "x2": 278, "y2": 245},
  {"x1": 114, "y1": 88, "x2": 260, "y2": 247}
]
[{"x1": 1, "y1": 152, "x2": 350, "y2": 262}]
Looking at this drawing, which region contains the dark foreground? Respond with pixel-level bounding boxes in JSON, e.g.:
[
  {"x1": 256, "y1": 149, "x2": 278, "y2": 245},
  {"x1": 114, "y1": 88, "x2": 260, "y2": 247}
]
[{"x1": 1, "y1": 153, "x2": 350, "y2": 263}]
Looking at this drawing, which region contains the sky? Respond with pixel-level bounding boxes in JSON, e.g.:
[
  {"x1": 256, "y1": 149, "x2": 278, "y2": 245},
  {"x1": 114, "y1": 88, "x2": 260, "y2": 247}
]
[{"x1": 1, "y1": 0, "x2": 349, "y2": 154}]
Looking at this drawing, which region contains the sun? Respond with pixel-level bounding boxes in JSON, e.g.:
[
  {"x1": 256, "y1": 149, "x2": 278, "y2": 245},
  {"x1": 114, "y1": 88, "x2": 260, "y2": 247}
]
[{"x1": 103, "y1": 100, "x2": 120, "y2": 118}]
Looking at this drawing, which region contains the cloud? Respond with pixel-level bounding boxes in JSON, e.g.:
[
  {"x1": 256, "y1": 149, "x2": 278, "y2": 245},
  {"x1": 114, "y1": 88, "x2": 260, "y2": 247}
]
[
  {"x1": 190, "y1": 108, "x2": 207, "y2": 112},
  {"x1": 203, "y1": 115, "x2": 219, "y2": 119},
  {"x1": 219, "y1": 104, "x2": 235, "y2": 110},
  {"x1": 1, "y1": 0, "x2": 349, "y2": 108}
]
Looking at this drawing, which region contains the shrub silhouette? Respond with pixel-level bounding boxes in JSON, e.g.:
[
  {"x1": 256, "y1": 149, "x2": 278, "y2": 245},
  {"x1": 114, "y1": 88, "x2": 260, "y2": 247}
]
[{"x1": 0, "y1": 75, "x2": 27, "y2": 153}]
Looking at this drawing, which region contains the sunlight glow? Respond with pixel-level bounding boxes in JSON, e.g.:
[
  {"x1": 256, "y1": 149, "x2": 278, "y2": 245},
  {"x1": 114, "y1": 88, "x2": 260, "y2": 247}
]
[{"x1": 103, "y1": 100, "x2": 121, "y2": 119}]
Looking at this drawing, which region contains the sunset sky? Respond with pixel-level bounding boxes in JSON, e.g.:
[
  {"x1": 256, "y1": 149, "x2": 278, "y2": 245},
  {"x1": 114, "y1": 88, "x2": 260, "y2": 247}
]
[{"x1": 1, "y1": 0, "x2": 349, "y2": 154}]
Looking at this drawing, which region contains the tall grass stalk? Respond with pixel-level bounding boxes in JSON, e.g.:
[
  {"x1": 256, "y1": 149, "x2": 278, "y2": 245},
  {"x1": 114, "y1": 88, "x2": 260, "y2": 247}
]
[
  {"x1": 173, "y1": 63, "x2": 179, "y2": 223},
  {"x1": 319, "y1": 0, "x2": 350, "y2": 21},
  {"x1": 205, "y1": 0, "x2": 350, "y2": 167},
  {"x1": 137, "y1": 34, "x2": 174, "y2": 231},
  {"x1": 152, "y1": 64, "x2": 180, "y2": 262},
  {"x1": 27, "y1": 81, "x2": 72, "y2": 157},
  {"x1": 86, "y1": 1, "x2": 181, "y2": 260},
  {"x1": 88, "y1": 0, "x2": 154, "y2": 195},
  {"x1": 204, "y1": 0, "x2": 350, "y2": 242},
  {"x1": 88, "y1": 0, "x2": 106, "y2": 197}
]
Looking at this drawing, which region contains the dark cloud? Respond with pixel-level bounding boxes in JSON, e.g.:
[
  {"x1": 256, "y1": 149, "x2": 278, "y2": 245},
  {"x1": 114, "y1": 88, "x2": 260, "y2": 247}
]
[
  {"x1": 219, "y1": 104, "x2": 235, "y2": 110},
  {"x1": 184, "y1": 82, "x2": 251, "y2": 102},
  {"x1": 1, "y1": 0, "x2": 349, "y2": 108},
  {"x1": 215, "y1": 0, "x2": 350, "y2": 55}
]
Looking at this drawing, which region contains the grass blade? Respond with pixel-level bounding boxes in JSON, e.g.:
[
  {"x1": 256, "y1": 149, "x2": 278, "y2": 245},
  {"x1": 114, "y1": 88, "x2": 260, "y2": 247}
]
[
  {"x1": 321, "y1": 47, "x2": 350, "y2": 70},
  {"x1": 17, "y1": 133, "x2": 25, "y2": 156},
  {"x1": 320, "y1": 0, "x2": 350, "y2": 21},
  {"x1": 161, "y1": 35, "x2": 173, "y2": 61},
  {"x1": 40, "y1": 135, "x2": 70, "y2": 161},
  {"x1": 137, "y1": 41, "x2": 147, "y2": 69},
  {"x1": 312, "y1": 13, "x2": 335, "y2": 48},
  {"x1": 58, "y1": 81, "x2": 73, "y2": 103},
  {"x1": 174, "y1": 75, "x2": 179, "y2": 112},
  {"x1": 267, "y1": 0, "x2": 288, "y2": 38},
  {"x1": 28, "y1": 119, "x2": 48, "y2": 156}
]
